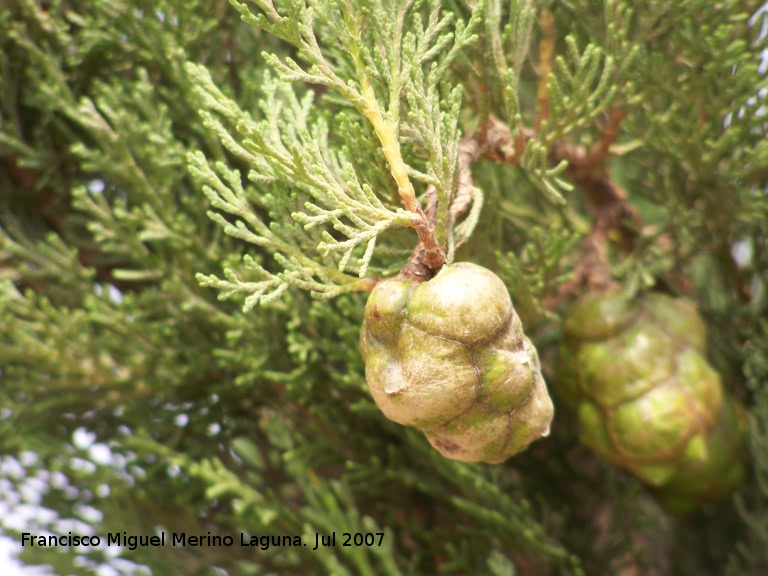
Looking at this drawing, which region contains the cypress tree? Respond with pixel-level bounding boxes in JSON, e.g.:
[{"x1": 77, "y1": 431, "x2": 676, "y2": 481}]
[{"x1": 1, "y1": 1, "x2": 767, "y2": 574}]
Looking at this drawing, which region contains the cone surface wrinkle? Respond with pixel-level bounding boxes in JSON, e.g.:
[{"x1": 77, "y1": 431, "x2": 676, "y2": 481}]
[
  {"x1": 557, "y1": 290, "x2": 746, "y2": 512},
  {"x1": 359, "y1": 263, "x2": 554, "y2": 463}
]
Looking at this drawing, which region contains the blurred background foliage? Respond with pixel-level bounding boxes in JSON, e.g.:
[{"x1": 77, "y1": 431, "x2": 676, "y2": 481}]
[{"x1": 1, "y1": 1, "x2": 767, "y2": 575}]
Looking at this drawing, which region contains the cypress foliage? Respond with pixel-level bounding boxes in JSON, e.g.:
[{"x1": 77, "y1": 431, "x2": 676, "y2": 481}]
[{"x1": 1, "y1": 1, "x2": 766, "y2": 574}]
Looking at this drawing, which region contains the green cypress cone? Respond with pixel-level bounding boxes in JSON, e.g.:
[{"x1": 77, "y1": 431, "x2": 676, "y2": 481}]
[
  {"x1": 557, "y1": 291, "x2": 746, "y2": 512},
  {"x1": 359, "y1": 263, "x2": 554, "y2": 464}
]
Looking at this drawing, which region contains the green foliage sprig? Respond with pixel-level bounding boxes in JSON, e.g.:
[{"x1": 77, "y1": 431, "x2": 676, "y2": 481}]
[{"x1": 190, "y1": 0, "x2": 484, "y2": 306}]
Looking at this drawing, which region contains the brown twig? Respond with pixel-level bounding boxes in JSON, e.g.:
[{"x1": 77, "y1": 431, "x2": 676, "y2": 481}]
[
  {"x1": 549, "y1": 110, "x2": 640, "y2": 292},
  {"x1": 394, "y1": 102, "x2": 636, "y2": 291},
  {"x1": 397, "y1": 116, "x2": 527, "y2": 282},
  {"x1": 399, "y1": 187, "x2": 441, "y2": 282},
  {"x1": 407, "y1": 201, "x2": 445, "y2": 270}
]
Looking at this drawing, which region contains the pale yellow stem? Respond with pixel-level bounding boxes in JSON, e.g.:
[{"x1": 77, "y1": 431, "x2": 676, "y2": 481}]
[{"x1": 359, "y1": 82, "x2": 418, "y2": 214}]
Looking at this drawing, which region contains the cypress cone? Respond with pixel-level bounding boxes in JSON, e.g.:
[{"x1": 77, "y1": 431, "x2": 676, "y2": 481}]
[
  {"x1": 359, "y1": 263, "x2": 554, "y2": 464},
  {"x1": 557, "y1": 291, "x2": 746, "y2": 512}
]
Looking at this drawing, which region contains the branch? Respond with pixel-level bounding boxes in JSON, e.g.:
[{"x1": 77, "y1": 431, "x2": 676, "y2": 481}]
[
  {"x1": 549, "y1": 109, "x2": 640, "y2": 292},
  {"x1": 395, "y1": 111, "x2": 638, "y2": 293}
]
